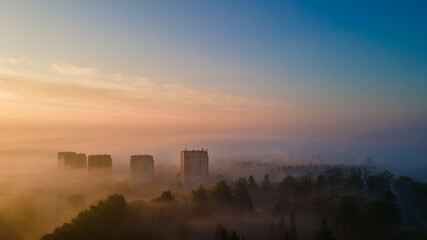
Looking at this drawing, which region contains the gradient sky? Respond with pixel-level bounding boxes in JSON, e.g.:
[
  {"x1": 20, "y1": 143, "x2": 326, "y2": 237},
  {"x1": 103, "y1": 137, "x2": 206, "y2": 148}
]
[{"x1": 0, "y1": 1, "x2": 426, "y2": 176}]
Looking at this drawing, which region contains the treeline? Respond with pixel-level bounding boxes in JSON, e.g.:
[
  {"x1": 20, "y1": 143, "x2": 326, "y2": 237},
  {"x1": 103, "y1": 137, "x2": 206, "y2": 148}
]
[{"x1": 40, "y1": 167, "x2": 427, "y2": 240}]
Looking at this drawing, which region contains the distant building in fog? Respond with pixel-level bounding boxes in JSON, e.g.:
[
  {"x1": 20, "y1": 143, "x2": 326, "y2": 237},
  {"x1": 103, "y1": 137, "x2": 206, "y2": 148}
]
[
  {"x1": 58, "y1": 151, "x2": 73, "y2": 167},
  {"x1": 58, "y1": 151, "x2": 87, "y2": 169},
  {"x1": 130, "y1": 155, "x2": 154, "y2": 183},
  {"x1": 180, "y1": 149, "x2": 209, "y2": 186},
  {"x1": 88, "y1": 154, "x2": 112, "y2": 173}
]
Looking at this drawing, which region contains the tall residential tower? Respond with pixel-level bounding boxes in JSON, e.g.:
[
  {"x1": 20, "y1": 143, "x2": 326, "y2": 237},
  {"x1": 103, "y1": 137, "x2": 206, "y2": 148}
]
[
  {"x1": 88, "y1": 154, "x2": 112, "y2": 174},
  {"x1": 180, "y1": 149, "x2": 209, "y2": 186},
  {"x1": 58, "y1": 151, "x2": 87, "y2": 169},
  {"x1": 130, "y1": 155, "x2": 154, "y2": 183}
]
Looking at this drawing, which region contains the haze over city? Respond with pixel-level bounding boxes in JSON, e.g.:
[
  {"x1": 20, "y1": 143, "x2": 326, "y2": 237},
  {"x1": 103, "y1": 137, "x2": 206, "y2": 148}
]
[
  {"x1": 0, "y1": 1, "x2": 426, "y2": 240},
  {"x1": 1, "y1": 1, "x2": 426, "y2": 178}
]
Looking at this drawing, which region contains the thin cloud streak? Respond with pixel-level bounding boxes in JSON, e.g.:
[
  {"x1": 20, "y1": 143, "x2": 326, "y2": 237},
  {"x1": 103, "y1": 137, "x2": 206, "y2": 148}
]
[
  {"x1": 0, "y1": 58, "x2": 300, "y2": 166},
  {"x1": 0, "y1": 57, "x2": 291, "y2": 116}
]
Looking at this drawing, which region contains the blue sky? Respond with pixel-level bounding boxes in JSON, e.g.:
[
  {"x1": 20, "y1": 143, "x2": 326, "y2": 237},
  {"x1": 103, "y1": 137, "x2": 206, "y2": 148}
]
[{"x1": 1, "y1": 1, "x2": 426, "y2": 103}]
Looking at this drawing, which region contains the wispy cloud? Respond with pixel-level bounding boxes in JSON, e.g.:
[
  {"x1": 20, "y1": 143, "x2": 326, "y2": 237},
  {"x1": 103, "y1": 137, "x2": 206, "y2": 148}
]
[
  {"x1": 0, "y1": 57, "x2": 301, "y2": 159},
  {"x1": 0, "y1": 57, "x2": 291, "y2": 124},
  {"x1": 50, "y1": 63, "x2": 98, "y2": 76},
  {"x1": 0, "y1": 56, "x2": 34, "y2": 66}
]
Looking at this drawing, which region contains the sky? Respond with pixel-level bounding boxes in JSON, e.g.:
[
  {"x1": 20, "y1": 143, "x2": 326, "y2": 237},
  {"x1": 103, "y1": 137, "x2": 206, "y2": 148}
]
[{"x1": 0, "y1": 1, "x2": 426, "y2": 177}]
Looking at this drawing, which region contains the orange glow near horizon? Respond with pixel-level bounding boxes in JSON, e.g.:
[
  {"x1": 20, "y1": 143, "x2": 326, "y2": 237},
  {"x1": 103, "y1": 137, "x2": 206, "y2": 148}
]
[{"x1": 0, "y1": 57, "x2": 421, "y2": 165}]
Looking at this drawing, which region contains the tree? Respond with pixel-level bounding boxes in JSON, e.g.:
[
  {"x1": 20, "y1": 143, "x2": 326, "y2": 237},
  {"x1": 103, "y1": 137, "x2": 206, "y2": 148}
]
[
  {"x1": 347, "y1": 167, "x2": 364, "y2": 189},
  {"x1": 41, "y1": 194, "x2": 130, "y2": 240},
  {"x1": 315, "y1": 175, "x2": 327, "y2": 189},
  {"x1": 153, "y1": 190, "x2": 174, "y2": 202},
  {"x1": 334, "y1": 196, "x2": 360, "y2": 225},
  {"x1": 248, "y1": 175, "x2": 258, "y2": 190},
  {"x1": 278, "y1": 175, "x2": 299, "y2": 197},
  {"x1": 213, "y1": 180, "x2": 233, "y2": 204},
  {"x1": 324, "y1": 167, "x2": 344, "y2": 186},
  {"x1": 357, "y1": 191, "x2": 401, "y2": 239},
  {"x1": 214, "y1": 224, "x2": 228, "y2": 240},
  {"x1": 394, "y1": 175, "x2": 427, "y2": 223},
  {"x1": 261, "y1": 174, "x2": 272, "y2": 190},
  {"x1": 358, "y1": 191, "x2": 401, "y2": 227},
  {"x1": 273, "y1": 200, "x2": 293, "y2": 216},
  {"x1": 287, "y1": 211, "x2": 298, "y2": 240},
  {"x1": 310, "y1": 219, "x2": 334, "y2": 240},
  {"x1": 274, "y1": 215, "x2": 286, "y2": 239},
  {"x1": 231, "y1": 230, "x2": 239, "y2": 240},
  {"x1": 192, "y1": 185, "x2": 208, "y2": 203},
  {"x1": 299, "y1": 172, "x2": 314, "y2": 193},
  {"x1": 233, "y1": 179, "x2": 253, "y2": 211},
  {"x1": 192, "y1": 185, "x2": 209, "y2": 215},
  {"x1": 382, "y1": 190, "x2": 401, "y2": 223},
  {"x1": 237, "y1": 177, "x2": 248, "y2": 186},
  {"x1": 366, "y1": 170, "x2": 394, "y2": 199},
  {"x1": 382, "y1": 190, "x2": 397, "y2": 203}
]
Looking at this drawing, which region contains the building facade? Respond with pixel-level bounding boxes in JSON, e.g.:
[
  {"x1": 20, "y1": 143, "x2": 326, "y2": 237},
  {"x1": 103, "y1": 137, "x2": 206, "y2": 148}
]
[
  {"x1": 88, "y1": 154, "x2": 112, "y2": 173},
  {"x1": 180, "y1": 149, "x2": 209, "y2": 186},
  {"x1": 58, "y1": 151, "x2": 87, "y2": 169},
  {"x1": 130, "y1": 155, "x2": 154, "y2": 183}
]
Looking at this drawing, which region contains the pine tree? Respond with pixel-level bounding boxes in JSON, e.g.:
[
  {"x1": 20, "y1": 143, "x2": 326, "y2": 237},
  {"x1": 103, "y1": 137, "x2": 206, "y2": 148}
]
[
  {"x1": 288, "y1": 211, "x2": 298, "y2": 240},
  {"x1": 248, "y1": 175, "x2": 258, "y2": 190},
  {"x1": 310, "y1": 219, "x2": 334, "y2": 240},
  {"x1": 214, "y1": 224, "x2": 228, "y2": 240}
]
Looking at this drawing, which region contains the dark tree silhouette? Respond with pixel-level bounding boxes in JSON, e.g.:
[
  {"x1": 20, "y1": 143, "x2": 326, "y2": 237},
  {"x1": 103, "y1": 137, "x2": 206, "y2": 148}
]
[
  {"x1": 347, "y1": 167, "x2": 364, "y2": 189},
  {"x1": 394, "y1": 175, "x2": 427, "y2": 223},
  {"x1": 359, "y1": 193, "x2": 401, "y2": 227},
  {"x1": 334, "y1": 196, "x2": 361, "y2": 225},
  {"x1": 214, "y1": 224, "x2": 228, "y2": 240},
  {"x1": 278, "y1": 175, "x2": 299, "y2": 197},
  {"x1": 153, "y1": 190, "x2": 174, "y2": 202},
  {"x1": 287, "y1": 211, "x2": 298, "y2": 240},
  {"x1": 41, "y1": 194, "x2": 130, "y2": 240},
  {"x1": 310, "y1": 219, "x2": 334, "y2": 240},
  {"x1": 366, "y1": 170, "x2": 394, "y2": 199},
  {"x1": 214, "y1": 180, "x2": 233, "y2": 204},
  {"x1": 192, "y1": 185, "x2": 208, "y2": 203},
  {"x1": 261, "y1": 174, "x2": 272, "y2": 190},
  {"x1": 315, "y1": 175, "x2": 327, "y2": 189},
  {"x1": 324, "y1": 167, "x2": 345, "y2": 186},
  {"x1": 231, "y1": 230, "x2": 239, "y2": 240},
  {"x1": 233, "y1": 179, "x2": 253, "y2": 210},
  {"x1": 38, "y1": 168, "x2": 427, "y2": 240},
  {"x1": 248, "y1": 175, "x2": 258, "y2": 190}
]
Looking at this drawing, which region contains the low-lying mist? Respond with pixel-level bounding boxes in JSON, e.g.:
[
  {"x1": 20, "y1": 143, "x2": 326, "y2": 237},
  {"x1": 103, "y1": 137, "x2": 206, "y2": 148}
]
[{"x1": 0, "y1": 147, "x2": 426, "y2": 240}]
